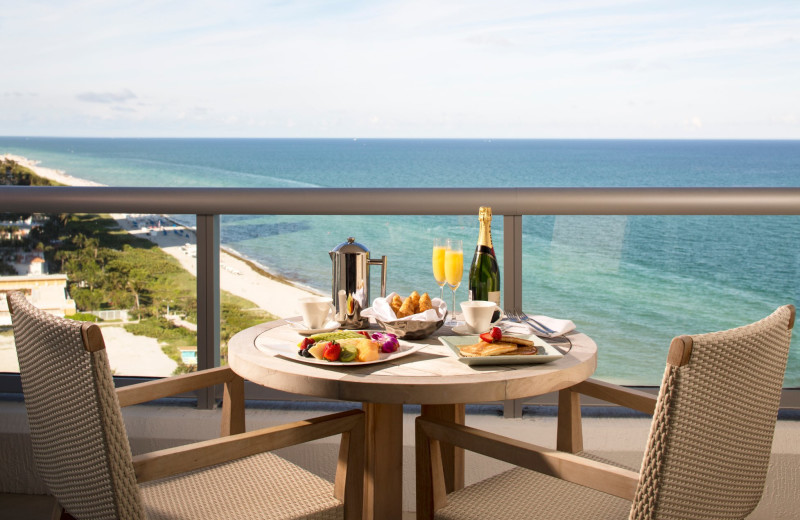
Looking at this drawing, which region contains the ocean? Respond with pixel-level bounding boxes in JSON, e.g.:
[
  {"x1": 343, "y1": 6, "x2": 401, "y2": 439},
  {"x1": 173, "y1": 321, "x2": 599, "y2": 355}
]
[{"x1": 2, "y1": 137, "x2": 799, "y2": 386}]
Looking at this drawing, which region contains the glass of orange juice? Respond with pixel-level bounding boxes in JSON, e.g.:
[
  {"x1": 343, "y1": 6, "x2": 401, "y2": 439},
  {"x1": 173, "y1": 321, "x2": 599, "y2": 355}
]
[
  {"x1": 444, "y1": 238, "x2": 463, "y2": 324},
  {"x1": 432, "y1": 238, "x2": 447, "y2": 300}
]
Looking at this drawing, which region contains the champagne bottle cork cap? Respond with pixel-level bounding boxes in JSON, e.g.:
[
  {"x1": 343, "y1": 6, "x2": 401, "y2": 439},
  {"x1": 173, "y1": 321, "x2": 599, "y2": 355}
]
[{"x1": 479, "y1": 206, "x2": 492, "y2": 219}]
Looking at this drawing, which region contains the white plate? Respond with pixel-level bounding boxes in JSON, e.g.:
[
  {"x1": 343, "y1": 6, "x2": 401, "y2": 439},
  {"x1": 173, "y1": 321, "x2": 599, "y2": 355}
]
[
  {"x1": 439, "y1": 334, "x2": 563, "y2": 365},
  {"x1": 286, "y1": 320, "x2": 341, "y2": 335},
  {"x1": 256, "y1": 336, "x2": 428, "y2": 366}
]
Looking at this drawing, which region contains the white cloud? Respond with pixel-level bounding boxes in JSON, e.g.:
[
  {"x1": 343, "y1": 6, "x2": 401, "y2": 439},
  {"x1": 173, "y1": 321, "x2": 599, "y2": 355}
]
[
  {"x1": 76, "y1": 89, "x2": 137, "y2": 104},
  {"x1": 1, "y1": 0, "x2": 798, "y2": 138}
]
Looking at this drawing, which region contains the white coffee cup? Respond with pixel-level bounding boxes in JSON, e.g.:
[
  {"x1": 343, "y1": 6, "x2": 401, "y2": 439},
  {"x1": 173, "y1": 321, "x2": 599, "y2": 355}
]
[
  {"x1": 460, "y1": 300, "x2": 502, "y2": 334},
  {"x1": 299, "y1": 296, "x2": 335, "y2": 329}
]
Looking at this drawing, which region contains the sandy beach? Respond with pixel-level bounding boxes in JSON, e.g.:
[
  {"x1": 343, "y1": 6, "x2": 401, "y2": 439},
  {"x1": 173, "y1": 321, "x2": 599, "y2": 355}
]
[
  {"x1": 3, "y1": 154, "x2": 319, "y2": 375},
  {"x1": 4, "y1": 153, "x2": 320, "y2": 319},
  {"x1": 111, "y1": 213, "x2": 322, "y2": 319}
]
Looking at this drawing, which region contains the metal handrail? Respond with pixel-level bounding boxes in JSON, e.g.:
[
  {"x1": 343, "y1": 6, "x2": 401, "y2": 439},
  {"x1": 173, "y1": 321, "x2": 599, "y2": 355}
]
[
  {"x1": 2, "y1": 186, "x2": 799, "y2": 408},
  {"x1": 3, "y1": 186, "x2": 800, "y2": 214}
]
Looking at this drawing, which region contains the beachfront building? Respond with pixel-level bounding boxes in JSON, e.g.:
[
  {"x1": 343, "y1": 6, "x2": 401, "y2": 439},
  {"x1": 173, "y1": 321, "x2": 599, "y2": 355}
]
[
  {"x1": 0, "y1": 216, "x2": 44, "y2": 241},
  {"x1": 3, "y1": 252, "x2": 47, "y2": 276},
  {"x1": 0, "y1": 274, "x2": 76, "y2": 325}
]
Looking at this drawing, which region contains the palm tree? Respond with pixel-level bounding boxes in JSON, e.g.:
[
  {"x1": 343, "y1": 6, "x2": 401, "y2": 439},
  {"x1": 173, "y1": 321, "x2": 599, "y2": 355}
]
[{"x1": 127, "y1": 268, "x2": 148, "y2": 320}]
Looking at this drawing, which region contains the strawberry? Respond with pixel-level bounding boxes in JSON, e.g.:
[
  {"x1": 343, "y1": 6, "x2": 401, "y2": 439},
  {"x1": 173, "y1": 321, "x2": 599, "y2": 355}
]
[
  {"x1": 479, "y1": 327, "x2": 503, "y2": 343},
  {"x1": 322, "y1": 341, "x2": 341, "y2": 362}
]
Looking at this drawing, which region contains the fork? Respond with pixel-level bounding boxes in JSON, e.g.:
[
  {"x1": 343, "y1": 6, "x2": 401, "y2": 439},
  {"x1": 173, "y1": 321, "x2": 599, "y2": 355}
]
[
  {"x1": 505, "y1": 309, "x2": 550, "y2": 336},
  {"x1": 518, "y1": 310, "x2": 557, "y2": 335},
  {"x1": 504, "y1": 308, "x2": 569, "y2": 354}
]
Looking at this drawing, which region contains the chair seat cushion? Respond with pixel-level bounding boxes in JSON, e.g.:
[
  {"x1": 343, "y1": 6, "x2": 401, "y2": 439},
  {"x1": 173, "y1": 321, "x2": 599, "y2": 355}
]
[
  {"x1": 139, "y1": 451, "x2": 342, "y2": 520},
  {"x1": 435, "y1": 452, "x2": 637, "y2": 520}
]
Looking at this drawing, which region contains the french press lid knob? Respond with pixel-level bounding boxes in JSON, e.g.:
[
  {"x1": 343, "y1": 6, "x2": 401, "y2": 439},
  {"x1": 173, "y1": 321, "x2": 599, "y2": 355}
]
[{"x1": 330, "y1": 237, "x2": 370, "y2": 254}]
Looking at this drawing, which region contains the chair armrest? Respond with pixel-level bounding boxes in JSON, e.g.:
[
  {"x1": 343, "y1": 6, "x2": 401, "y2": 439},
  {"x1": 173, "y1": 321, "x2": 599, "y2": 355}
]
[
  {"x1": 133, "y1": 408, "x2": 364, "y2": 483},
  {"x1": 572, "y1": 379, "x2": 657, "y2": 415},
  {"x1": 417, "y1": 416, "x2": 638, "y2": 501},
  {"x1": 116, "y1": 366, "x2": 237, "y2": 407},
  {"x1": 557, "y1": 378, "x2": 657, "y2": 453}
]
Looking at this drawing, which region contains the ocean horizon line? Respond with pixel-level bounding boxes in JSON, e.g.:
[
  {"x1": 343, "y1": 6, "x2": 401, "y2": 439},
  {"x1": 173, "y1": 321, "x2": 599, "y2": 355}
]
[{"x1": 3, "y1": 135, "x2": 799, "y2": 142}]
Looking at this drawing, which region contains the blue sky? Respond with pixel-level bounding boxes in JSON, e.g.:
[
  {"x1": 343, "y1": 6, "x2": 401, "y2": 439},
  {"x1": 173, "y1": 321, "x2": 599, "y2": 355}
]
[{"x1": 1, "y1": 0, "x2": 798, "y2": 138}]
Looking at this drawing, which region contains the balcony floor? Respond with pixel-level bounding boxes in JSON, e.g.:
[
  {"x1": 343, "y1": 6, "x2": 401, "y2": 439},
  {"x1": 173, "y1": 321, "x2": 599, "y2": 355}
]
[{"x1": 1, "y1": 400, "x2": 798, "y2": 519}]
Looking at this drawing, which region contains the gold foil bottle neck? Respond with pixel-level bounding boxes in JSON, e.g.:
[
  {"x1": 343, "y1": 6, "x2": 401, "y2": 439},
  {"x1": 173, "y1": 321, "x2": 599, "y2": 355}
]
[{"x1": 477, "y1": 206, "x2": 493, "y2": 247}]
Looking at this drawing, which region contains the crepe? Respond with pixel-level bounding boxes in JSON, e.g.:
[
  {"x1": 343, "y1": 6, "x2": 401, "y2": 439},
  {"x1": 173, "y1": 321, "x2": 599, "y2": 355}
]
[
  {"x1": 499, "y1": 344, "x2": 538, "y2": 355},
  {"x1": 499, "y1": 335, "x2": 534, "y2": 347},
  {"x1": 458, "y1": 340, "x2": 519, "y2": 357}
]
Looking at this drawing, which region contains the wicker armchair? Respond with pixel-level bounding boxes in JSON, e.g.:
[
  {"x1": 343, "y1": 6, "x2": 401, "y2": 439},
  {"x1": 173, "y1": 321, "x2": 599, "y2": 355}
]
[
  {"x1": 416, "y1": 305, "x2": 794, "y2": 520},
  {"x1": 7, "y1": 291, "x2": 364, "y2": 520}
]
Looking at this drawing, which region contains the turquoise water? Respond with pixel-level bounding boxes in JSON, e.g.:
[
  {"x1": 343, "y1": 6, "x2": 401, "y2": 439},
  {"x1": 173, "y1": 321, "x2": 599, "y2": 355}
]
[{"x1": 2, "y1": 137, "x2": 799, "y2": 386}]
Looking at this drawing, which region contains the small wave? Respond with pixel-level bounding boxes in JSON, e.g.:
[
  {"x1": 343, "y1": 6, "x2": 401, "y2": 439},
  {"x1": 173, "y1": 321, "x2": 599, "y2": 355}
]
[{"x1": 128, "y1": 157, "x2": 321, "y2": 188}]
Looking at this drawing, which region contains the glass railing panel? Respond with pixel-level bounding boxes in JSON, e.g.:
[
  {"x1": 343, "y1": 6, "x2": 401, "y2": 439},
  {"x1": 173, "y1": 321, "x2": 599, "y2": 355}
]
[
  {"x1": 0, "y1": 212, "x2": 199, "y2": 377},
  {"x1": 218, "y1": 213, "x2": 503, "y2": 316},
  {"x1": 522, "y1": 214, "x2": 799, "y2": 387}
]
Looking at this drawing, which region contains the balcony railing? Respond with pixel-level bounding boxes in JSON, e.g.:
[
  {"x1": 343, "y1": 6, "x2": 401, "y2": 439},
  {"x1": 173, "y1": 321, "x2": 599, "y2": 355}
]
[{"x1": 2, "y1": 186, "x2": 799, "y2": 409}]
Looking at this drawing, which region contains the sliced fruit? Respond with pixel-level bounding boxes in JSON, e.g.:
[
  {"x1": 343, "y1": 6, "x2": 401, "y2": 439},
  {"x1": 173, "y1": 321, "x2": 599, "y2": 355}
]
[
  {"x1": 298, "y1": 337, "x2": 315, "y2": 350},
  {"x1": 489, "y1": 326, "x2": 502, "y2": 341},
  {"x1": 323, "y1": 342, "x2": 341, "y2": 361},
  {"x1": 356, "y1": 339, "x2": 380, "y2": 362},
  {"x1": 307, "y1": 342, "x2": 326, "y2": 360},
  {"x1": 479, "y1": 327, "x2": 503, "y2": 343},
  {"x1": 310, "y1": 330, "x2": 364, "y2": 342},
  {"x1": 339, "y1": 344, "x2": 358, "y2": 362}
]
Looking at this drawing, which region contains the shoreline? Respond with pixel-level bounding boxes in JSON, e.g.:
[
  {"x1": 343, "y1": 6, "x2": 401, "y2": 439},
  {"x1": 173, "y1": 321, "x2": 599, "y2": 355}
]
[{"x1": 5, "y1": 153, "x2": 320, "y2": 319}]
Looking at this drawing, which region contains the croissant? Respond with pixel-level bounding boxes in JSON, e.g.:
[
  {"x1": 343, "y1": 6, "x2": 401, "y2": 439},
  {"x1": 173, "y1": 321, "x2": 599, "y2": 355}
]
[
  {"x1": 397, "y1": 296, "x2": 415, "y2": 318},
  {"x1": 418, "y1": 292, "x2": 433, "y2": 312},
  {"x1": 390, "y1": 294, "x2": 403, "y2": 315},
  {"x1": 409, "y1": 290, "x2": 420, "y2": 311}
]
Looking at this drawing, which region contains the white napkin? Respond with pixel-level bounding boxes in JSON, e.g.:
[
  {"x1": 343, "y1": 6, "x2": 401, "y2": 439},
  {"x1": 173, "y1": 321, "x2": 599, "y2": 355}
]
[
  {"x1": 500, "y1": 315, "x2": 576, "y2": 338},
  {"x1": 362, "y1": 292, "x2": 447, "y2": 322}
]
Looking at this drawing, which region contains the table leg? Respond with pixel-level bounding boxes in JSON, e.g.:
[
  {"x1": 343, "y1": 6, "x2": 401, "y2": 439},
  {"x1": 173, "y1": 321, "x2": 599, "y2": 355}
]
[
  {"x1": 421, "y1": 404, "x2": 465, "y2": 493},
  {"x1": 363, "y1": 402, "x2": 403, "y2": 520}
]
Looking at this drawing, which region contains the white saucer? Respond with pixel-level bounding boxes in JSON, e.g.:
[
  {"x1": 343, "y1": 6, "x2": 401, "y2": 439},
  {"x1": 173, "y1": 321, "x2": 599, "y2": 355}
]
[
  {"x1": 450, "y1": 322, "x2": 500, "y2": 336},
  {"x1": 287, "y1": 320, "x2": 340, "y2": 335}
]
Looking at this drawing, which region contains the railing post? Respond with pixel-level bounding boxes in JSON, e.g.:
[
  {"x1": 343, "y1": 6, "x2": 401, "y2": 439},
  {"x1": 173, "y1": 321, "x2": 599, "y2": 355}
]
[
  {"x1": 503, "y1": 214, "x2": 523, "y2": 418},
  {"x1": 196, "y1": 214, "x2": 221, "y2": 409},
  {"x1": 502, "y1": 214, "x2": 523, "y2": 313}
]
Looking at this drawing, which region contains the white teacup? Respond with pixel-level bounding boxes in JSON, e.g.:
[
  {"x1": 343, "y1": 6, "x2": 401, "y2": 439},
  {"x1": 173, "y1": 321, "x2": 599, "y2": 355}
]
[
  {"x1": 460, "y1": 300, "x2": 502, "y2": 334},
  {"x1": 299, "y1": 296, "x2": 335, "y2": 329}
]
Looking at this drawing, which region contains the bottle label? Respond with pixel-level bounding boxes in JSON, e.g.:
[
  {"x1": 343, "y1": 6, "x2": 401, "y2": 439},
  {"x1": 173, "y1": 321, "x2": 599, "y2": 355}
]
[{"x1": 487, "y1": 291, "x2": 500, "y2": 305}]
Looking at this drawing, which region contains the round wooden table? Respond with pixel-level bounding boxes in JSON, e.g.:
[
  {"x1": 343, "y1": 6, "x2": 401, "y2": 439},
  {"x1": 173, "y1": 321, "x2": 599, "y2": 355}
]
[{"x1": 228, "y1": 320, "x2": 597, "y2": 520}]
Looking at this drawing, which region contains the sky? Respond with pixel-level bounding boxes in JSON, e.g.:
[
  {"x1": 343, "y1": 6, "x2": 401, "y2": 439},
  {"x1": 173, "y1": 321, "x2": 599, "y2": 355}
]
[{"x1": 1, "y1": 0, "x2": 798, "y2": 139}]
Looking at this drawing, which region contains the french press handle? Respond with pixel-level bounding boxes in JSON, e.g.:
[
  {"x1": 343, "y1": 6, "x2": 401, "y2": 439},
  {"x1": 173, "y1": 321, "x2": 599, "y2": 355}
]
[{"x1": 368, "y1": 256, "x2": 387, "y2": 298}]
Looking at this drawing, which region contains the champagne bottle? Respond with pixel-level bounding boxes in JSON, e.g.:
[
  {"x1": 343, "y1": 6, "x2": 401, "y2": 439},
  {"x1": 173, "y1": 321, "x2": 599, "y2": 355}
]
[{"x1": 468, "y1": 206, "x2": 501, "y2": 307}]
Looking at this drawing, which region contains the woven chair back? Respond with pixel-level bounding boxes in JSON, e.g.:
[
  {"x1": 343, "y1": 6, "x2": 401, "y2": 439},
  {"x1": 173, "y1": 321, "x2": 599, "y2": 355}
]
[
  {"x1": 8, "y1": 292, "x2": 145, "y2": 520},
  {"x1": 631, "y1": 305, "x2": 794, "y2": 520}
]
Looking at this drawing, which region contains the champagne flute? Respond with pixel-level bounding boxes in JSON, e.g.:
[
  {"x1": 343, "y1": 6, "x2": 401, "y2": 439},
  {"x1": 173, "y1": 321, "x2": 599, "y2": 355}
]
[
  {"x1": 444, "y1": 238, "x2": 463, "y2": 324},
  {"x1": 432, "y1": 238, "x2": 447, "y2": 300}
]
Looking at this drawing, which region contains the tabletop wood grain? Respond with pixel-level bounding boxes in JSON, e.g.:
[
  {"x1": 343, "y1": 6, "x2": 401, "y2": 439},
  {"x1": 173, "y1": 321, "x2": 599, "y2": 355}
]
[{"x1": 228, "y1": 319, "x2": 597, "y2": 405}]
